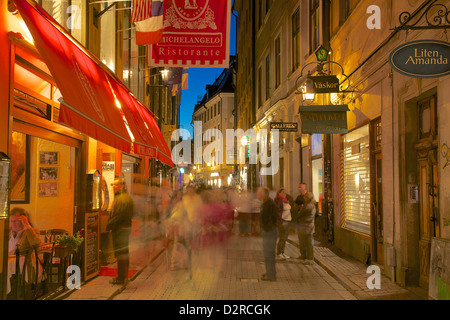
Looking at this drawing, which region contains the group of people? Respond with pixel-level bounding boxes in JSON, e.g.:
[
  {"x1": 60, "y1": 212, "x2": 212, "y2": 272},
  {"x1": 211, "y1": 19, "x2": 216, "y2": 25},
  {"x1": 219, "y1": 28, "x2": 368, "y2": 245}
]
[
  {"x1": 258, "y1": 182, "x2": 317, "y2": 281},
  {"x1": 7, "y1": 176, "x2": 317, "y2": 289}
]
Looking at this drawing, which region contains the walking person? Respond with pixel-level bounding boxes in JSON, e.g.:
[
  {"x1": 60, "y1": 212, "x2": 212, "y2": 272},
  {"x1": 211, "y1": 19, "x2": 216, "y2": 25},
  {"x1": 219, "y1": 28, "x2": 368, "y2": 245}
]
[
  {"x1": 274, "y1": 188, "x2": 292, "y2": 260},
  {"x1": 107, "y1": 177, "x2": 135, "y2": 285},
  {"x1": 297, "y1": 192, "x2": 316, "y2": 264},
  {"x1": 257, "y1": 187, "x2": 278, "y2": 281}
]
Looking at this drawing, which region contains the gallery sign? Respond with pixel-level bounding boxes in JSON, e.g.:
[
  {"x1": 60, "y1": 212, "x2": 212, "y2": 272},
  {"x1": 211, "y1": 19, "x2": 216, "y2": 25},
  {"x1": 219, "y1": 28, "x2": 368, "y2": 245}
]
[
  {"x1": 299, "y1": 105, "x2": 349, "y2": 134},
  {"x1": 149, "y1": 0, "x2": 232, "y2": 68},
  {"x1": 389, "y1": 40, "x2": 450, "y2": 78},
  {"x1": 269, "y1": 122, "x2": 298, "y2": 132}
]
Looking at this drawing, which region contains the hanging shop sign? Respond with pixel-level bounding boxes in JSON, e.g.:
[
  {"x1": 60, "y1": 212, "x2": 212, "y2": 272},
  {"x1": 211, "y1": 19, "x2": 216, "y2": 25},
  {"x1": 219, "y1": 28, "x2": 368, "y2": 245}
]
[
  {"x1": 389, "y1": 40, "x2": 450, "y2": 78},
  {"x1": 149, "y1": 0, "x2": 232, "y2": 68},
  {"x1": 309, "y1": 75, "x2": 340, "y2": 93},
  {"x1": 269, "y1": 122, "x2": 298, "y2": 132},
  {"x1": 299, "y1": 105, "x2": 349, "y2": 134}
]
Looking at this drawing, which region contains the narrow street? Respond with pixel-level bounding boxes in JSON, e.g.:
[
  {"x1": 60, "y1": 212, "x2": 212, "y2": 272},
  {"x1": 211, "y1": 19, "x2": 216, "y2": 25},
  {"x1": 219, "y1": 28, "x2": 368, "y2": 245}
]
[{"x1": 110, "y1": 226, "x2": 356, "y2": 301}]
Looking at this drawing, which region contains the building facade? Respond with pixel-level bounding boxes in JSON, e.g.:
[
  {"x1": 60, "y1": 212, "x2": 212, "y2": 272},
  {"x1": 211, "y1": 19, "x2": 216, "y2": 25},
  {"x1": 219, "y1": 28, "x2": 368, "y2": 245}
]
[
  {"x1": 191, "y1": 61, "x2": 236, "y2": 187},
  {"x1": 0, "y1": 0, "x2": 175, "y2": 299},
  {"x1": 235, "y1": 0, "x2": 450, "y2": 295}
]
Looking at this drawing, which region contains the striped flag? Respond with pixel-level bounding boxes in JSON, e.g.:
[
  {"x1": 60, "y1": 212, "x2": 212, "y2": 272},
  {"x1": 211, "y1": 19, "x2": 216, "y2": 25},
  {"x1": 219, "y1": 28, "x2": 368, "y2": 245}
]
[
  {"x1": 182, "y1": 68, "x2": 189, "y2": 90},
  {"x1": 133, "y1": 0, "x2": 164, "y2": 45}
]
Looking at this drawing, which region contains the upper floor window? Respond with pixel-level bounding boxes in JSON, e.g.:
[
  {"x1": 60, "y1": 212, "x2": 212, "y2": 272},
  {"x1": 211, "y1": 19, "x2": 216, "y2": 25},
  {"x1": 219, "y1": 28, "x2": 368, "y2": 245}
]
[
  {"x1": 258, "y1": 67, "x2": 263, "y2": 109},
  {"x1": 310, "y1": 0, "x2": 320, "y2": 54},
  {"x1": 265, "y1": 54, "x2": 270, "y2": 100},
  {"x1": 275, "y1": 36, "x2": 281, "y2": 89},
  {"x1": 291, "y1": 8, "x2": 300, "y2": 72}
]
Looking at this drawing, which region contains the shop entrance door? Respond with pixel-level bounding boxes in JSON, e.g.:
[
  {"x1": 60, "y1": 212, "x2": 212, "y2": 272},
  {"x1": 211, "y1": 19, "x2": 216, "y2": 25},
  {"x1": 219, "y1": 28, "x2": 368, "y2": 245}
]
[
  {"x1": 415, "y1": 95, "x2": 440, "y2": 289},
  {"x1": 372, "y1": 152, "x2": 384, "y2": 265}
]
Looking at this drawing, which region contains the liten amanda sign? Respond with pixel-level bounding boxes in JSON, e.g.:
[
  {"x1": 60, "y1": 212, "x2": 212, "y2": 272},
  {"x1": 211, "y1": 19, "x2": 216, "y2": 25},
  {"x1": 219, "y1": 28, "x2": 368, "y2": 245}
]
[{"x1": 389, "y1": 40, "x2": 450, "y2": 78}]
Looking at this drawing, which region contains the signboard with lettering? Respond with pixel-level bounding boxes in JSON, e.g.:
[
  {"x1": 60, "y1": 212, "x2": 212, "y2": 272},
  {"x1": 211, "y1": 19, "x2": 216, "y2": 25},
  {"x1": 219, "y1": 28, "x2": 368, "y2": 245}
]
[
  {"x1": 299, "y1": 105, "x2": 349, "y2": 134},
  {"x1": 149, "y1": 0, "x2": 232, "y2": 68},
  {"x1": 84, "y1": 212, "x2": 100, "y2": 281},
  {"x1": 309, "y1": 75, "x2": 340, "y2": 93},
  {"x1": 389, "y1": 40, "x2": 450, "y2": 78},
  {"x1": 269, "y1": 122, "x2": 298, "y2": 132}
]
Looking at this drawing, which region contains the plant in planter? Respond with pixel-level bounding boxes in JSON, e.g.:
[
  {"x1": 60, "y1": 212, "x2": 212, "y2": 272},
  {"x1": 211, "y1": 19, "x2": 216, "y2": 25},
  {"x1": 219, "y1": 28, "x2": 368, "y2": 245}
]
[{"x1": 55, "y1": 229, "x2": 84, "y2": 254}]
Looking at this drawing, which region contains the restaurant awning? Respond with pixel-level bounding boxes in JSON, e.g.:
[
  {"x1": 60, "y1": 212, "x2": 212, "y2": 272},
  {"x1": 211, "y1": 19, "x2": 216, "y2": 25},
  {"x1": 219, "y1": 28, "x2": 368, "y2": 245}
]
[{"x1": 13, "y1": 0, "x2": 174, "y2": 167}]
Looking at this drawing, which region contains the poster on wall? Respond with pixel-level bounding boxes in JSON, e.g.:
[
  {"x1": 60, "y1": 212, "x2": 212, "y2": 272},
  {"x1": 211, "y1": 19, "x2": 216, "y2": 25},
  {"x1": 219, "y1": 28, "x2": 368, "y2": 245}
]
[
  {"x1": 39, "y1": 151, "x2": 59, "y2": 165},
  {"x1": 102, "y1": 161, "x2": 115, "y2": 211},
  {"x1": 38, "y1": 182, "x2": 58, "y2": 197},
  {"x1": 149, "y1": 0, "x2": 232, "y2": 67}
]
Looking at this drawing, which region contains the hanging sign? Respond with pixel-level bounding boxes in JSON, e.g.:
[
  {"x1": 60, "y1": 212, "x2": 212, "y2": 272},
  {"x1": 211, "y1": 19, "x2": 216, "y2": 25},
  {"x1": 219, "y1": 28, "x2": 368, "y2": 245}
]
[
  {"x1": 270, "y1": 122, "x2": 298, "y2": 132},
  {"x1": 149, "y1": 0, "x2": 232, "y2": 68},
  {"x1": 389, "y1": 40, "x2": 450, "y2": 78},
  {"x1": 309, "y1": 75, "x2": 340, "y2": 93},
  {"x1": 299, "y1": 105, "x2": 349, "y2": 134}
]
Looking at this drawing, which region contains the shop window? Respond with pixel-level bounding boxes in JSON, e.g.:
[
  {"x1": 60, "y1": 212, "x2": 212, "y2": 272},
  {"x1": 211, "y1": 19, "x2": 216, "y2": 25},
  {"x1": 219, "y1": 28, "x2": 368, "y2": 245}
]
[
  {"x1": 341, "y1": 124, "x2": 371, "y2": 235},
  {"x1": 10, "y1": 132, "x2": 31, "y2": 204}
]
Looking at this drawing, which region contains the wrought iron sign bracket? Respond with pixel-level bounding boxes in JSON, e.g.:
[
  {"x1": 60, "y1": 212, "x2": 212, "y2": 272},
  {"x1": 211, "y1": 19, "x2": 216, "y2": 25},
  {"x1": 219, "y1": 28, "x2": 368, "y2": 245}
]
[
  {"x1": 393, "y1": 0, "x2": 450, "y2": 31},
  {"x1": 295, "y1": 61, "x2": 354, "y2": 96}
]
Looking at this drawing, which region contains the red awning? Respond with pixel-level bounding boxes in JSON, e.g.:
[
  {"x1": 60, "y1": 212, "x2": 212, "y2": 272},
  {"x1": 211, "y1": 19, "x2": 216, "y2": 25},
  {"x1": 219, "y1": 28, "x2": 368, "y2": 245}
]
[{"x1": 14, "y1": 0, "x2": 174, "y2": 167}]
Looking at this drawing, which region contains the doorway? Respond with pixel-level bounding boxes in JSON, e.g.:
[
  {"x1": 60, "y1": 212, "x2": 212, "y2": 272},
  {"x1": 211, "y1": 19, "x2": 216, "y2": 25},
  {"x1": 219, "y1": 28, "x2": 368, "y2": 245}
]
[
  {"x1": 371, "y1": 118, "x2": 383, "y2": 265},
  {"x1": 414, "y1": 95, "x2": 440, "y2": 289}
]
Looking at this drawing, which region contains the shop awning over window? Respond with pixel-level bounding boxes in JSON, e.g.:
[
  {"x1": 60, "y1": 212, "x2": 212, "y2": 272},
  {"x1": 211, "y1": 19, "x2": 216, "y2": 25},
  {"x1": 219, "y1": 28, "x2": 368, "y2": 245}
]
[{"x1": 13, "y1": 0, "x2": 174, "y2": 167}]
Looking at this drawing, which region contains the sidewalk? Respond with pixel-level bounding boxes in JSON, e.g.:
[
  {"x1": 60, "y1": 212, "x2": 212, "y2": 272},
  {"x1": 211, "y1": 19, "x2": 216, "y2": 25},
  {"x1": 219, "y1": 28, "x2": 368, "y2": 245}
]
[
  {"x1": 287, "y1": 233, "x2": 429, "y2": 300},
  {"x1": 52, "y1": 237, "x2": 165, "y2": 300}
]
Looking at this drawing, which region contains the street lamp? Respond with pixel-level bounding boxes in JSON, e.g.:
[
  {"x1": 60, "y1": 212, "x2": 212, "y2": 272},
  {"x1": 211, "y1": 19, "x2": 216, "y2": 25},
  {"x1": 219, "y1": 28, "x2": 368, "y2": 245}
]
[{"x1": 301, "y1": 76, "x2": 315, "y2": 104}]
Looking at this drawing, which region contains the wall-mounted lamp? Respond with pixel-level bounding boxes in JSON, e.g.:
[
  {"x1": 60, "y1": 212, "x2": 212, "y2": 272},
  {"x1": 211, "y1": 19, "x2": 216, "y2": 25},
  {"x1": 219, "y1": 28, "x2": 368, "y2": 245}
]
[
  {"x1": 161, "y1": 69, "x2": 169, "y2": 81},
  {"x1": 301, "y1": 77, "x2": 315, "y2": 104}
]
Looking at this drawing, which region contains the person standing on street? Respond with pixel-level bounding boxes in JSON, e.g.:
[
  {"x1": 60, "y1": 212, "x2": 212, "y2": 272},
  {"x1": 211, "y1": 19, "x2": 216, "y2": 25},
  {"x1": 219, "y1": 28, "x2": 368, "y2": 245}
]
[
  {"x1": 107, "y1": 177, "x2": 135, "y2": 285},
  {"x1": 257, "y1": 187, "x2": 278, "y2": 281},
  {"x1": 297, "y1": 192, "x2": 316, "y2": 264},
  {"x1": 274, "y1": 188, "x2": 292, "y2": 260},
  {"x1": 293, "y1": 182, "x2": 308, "y2": 259}
]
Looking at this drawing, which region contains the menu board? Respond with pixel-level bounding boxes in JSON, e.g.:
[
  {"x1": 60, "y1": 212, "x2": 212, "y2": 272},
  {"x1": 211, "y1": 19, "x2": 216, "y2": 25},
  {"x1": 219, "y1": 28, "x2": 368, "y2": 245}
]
[{"x1": 84, "y1": 212, "x2": 99, "y2": 281}]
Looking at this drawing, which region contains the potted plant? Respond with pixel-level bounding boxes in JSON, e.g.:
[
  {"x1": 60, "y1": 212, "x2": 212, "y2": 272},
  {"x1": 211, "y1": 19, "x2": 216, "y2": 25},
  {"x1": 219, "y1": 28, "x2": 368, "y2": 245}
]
[{"x1": 55, "y1": 229, "x2": 84, "y2": 257}]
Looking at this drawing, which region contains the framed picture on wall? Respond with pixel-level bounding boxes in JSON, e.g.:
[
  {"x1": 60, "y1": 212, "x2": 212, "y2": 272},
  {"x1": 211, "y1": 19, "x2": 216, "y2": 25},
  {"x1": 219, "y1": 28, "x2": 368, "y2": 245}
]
[
  {"x1": 39, "y1": 151, "x2": 59, "y2": 165},
  {"x1": 38, "y1": 182, "x2": 58, "y2": 197},
  {"x1": 11, "y1": 131, "x2": 30, "y2": 204},
  {"x1": 39, "y1": 167, "x2": 58, "y2": 180}
]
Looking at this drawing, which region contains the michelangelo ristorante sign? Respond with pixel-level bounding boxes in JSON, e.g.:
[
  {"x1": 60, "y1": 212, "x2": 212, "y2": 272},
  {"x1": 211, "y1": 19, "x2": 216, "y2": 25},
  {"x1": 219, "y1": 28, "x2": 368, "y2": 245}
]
[{"x1": 389, "y1": 40, "x2": 450, "y2": 78}]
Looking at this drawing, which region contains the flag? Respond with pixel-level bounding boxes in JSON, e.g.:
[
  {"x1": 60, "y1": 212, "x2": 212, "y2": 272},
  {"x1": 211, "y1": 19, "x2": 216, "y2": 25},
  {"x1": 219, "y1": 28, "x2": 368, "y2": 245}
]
[
  {"x1": 182, "y1": 68, "x2": 189, "y2": 90},
  {"x1": 133, "y1": 0, "x2": 164, "y2": 45},
  {"x1": 163, "y1": 67, "x2": 182, "y2": 86}
]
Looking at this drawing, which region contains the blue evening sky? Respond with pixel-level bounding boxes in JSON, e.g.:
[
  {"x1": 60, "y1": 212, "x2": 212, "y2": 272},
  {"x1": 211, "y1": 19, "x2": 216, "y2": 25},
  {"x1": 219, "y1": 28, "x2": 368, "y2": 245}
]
[{"x1": 178, "y1": 10, "x2": 237, "y2": 139}]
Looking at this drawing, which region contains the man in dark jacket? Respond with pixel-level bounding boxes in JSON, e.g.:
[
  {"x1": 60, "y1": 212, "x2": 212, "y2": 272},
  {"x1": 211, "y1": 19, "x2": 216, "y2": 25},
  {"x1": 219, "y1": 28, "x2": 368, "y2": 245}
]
[
  {"x1": 107, "y1": 178, "x2": 134, "y2": 285},
  {"x1": 293, "y1": 182, "x2": 308, "y2": 259},
  {"x1": 257, "y1": 187, "x2": 278, "y2": 281}
]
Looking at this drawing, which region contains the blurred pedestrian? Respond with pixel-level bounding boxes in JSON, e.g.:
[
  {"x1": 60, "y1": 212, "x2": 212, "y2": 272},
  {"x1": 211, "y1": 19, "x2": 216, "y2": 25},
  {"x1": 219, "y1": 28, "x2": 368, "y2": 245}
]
[
  {"x1": 274, "y1": 188, "x2": 292, "y2": 260},
  {"x1": 297, "y1": 192, "x2": 316, "y2": 264},
  {"x1": 257, "y1": 187, "x2": 278, "y2": 281},
  {"x1": 293, "y1": 182, "x2": 308, "y2": 259},
  {"x1": 107, "y1": 178, "x2": 134, "y2": 285}
]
